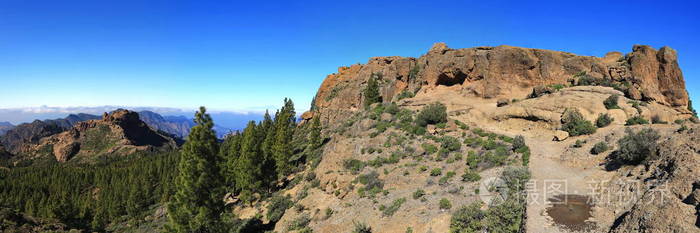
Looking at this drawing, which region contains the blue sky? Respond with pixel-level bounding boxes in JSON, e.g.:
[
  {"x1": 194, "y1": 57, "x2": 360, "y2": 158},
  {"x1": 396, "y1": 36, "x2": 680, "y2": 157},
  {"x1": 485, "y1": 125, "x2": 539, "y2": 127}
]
[{"x1": 1, "y1": 0, "x2": 698, "y2": 113}]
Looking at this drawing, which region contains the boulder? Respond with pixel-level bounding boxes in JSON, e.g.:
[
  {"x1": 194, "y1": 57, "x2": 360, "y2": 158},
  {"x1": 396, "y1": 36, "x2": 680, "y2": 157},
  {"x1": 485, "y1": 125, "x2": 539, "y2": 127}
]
[
  {"x1": 553, "y1": 130, "x2": 569, "y2": 141},
  {"x1": 497, "y1": 98, "x2": 510, "y2": 107}
]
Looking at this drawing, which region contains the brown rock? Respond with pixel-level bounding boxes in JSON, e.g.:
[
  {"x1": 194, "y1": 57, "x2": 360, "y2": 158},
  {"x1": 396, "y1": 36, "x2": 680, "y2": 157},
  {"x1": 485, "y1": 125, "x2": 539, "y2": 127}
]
[
  {"x1": 553, "y1": 130, "x2": 569, "y2": 141},
  {"x1": 497, "y1": 98, "x2": 510, "y2": 107},
  {"x1": 310, "y1": 44, "x2": 692, "y2": 126}
]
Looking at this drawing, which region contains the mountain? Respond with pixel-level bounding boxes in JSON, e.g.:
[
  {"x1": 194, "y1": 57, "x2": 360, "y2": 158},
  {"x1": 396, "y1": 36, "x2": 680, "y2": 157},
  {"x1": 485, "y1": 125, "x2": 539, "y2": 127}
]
[
  {"x1": 138, "y1": 110, "x2": 195, "y2": 139},
  {"x1": 0, "y1": 121, "x2": 14, "y2": 136},
  {"x1": 258, "y1": 44, "x2": 696, "y2": 232},
  {"x1": 139, "y1": 110, "x2": 232, "y2": 138},
  {"x1": 25, "y1": 109, "x2": 177, "y2": 163},
  {"x1": 0, "y1": 114, "x2": 99, "y2": 155}
]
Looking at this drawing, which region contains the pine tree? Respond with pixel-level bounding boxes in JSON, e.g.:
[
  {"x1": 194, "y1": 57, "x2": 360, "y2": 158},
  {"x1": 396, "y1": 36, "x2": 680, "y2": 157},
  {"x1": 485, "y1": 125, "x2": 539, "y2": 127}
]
[
  {"x1": 233, "y1": 121, "x2": 263, "y2": 193},
  {"x1": 221, "y1": 133, "x2": 242, "y2": 189},
  {"x1": 260, "y1": 111, "x2": 278, "y2": 190},
  {"x1": 308, "y1": 114, "x2": 322, "y2": 150},
  {"x1": 364, "y1": 73, "x2": 382, "y2": 108},
  {"x1": 272, "y1": 98, "x2": 296, "y2": 178},
  {"x1": 166, "y1": 107, "x2": 224, "y2": 233}
]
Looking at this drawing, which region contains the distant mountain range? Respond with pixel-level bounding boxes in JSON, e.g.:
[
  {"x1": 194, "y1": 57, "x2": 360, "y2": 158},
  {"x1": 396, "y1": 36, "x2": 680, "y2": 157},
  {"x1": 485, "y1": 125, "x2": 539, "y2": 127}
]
[
  {"x1": 0, "y1": 110, "x2": 234, "y2": 155},
  {"x1": 0, "y1": 121, "x2": 14, "y2": 136}
]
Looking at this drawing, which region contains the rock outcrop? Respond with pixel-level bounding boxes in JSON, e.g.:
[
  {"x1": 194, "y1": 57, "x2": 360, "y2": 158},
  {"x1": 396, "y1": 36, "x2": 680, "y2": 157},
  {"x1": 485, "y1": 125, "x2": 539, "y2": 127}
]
[
  {"x1": 28, "y1": 109, "x2": 176, "y2": 162},
  {"x1": 310, "y1": 43, "x2": 691, "y2": 126},
  {"x1": 607, "y1": 126, "x2": 700, "y2": 232}
]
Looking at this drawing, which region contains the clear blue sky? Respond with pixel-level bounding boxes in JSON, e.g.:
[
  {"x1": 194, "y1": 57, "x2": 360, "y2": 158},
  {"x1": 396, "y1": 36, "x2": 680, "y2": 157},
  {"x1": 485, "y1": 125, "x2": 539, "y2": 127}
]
[{"x1": 1, "y1": 0, "x2": 698, "y2": 112}]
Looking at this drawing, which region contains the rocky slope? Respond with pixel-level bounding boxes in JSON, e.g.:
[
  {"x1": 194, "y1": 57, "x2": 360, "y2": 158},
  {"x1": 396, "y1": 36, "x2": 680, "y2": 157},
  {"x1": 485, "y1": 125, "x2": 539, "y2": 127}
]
[
  {"x1": 0, "y1": 114, "x2": 99, "y2": 155},
  {"x1": 19, "y1": 109, "x2": 177, "y2": 163},
  {"x1": 311, "y1": 43, "x2": 692, "y2": 128}
]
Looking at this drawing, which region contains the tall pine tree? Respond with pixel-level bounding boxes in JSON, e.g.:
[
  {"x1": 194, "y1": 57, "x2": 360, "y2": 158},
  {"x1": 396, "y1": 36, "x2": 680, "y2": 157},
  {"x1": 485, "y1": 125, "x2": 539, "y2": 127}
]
[
  {"x1": 308, "y1": 114, "x2": 322, "y2": 150},
  {"x1": 233, "y1": 121, "x2": 263, "y2": 193},
  {"x1": 166, "y1": 107, "x2": 224, "y2": 233},
  {"x1": 272, "y1": 98, "x2": 296, "y2": 178}
]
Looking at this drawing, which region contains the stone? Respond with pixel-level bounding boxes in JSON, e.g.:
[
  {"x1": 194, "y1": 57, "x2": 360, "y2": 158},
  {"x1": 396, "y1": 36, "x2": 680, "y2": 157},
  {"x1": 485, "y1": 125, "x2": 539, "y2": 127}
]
[
  {"x1": 497, "y1": 98, "x2": 510, "y2": 107},
  {"x1": 553, "y1": 130, "x2": 569, "y2": 141}
]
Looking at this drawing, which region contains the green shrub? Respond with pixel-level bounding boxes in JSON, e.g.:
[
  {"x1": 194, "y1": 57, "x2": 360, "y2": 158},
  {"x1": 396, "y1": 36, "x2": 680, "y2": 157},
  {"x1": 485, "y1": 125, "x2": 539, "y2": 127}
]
[
  {"x1": 625, "y1": 115, "x2": 649, "y2": 125},
  {"x1": 512, "y1": 135, "x2": 525, "y2": 152},
  {"x1": 483, "y1": 198, "x2": 525, "y2": 233},
  {"x1": 590, "y1": 142, "x2": 609, "y2": 155},
  {"x1": 357, "y1": 171, "x2": 383, "y2": 190},
  {"x1": 561, "y1": 109, "x2": 596, "y2": 136},
  {"x1": 450, "y1": 202, "x2": 485, "y2": 233},
  {"x1": 267, "y1": 195, "x2": 293, "y2": 223},
  {"x1": 352, "y1": 222, "x2": 372, "y2": 233},
  {"x1": 382, "y1": 198, "x2": 406, "y2": 216},
  {"x1": 501, "y1": 166, "x2": 531, "y2": 192},
  {"x1": 604, "y1": 94, "x2": 620, "y2": 109},
  {"x1": 615, "y1": 128, "x2": 659, "y2": 165},
  {"x1": 412, "y1": 189, "x2": 426, "y2": 200},
  {"x1": 689, "y1": 99, "x2": 698, "y2": 117},
  {"x1": 422, "y1": 143, "x2": 438, "y2": 154},
  {"x1": 419, "y1": 165, "x2": 428, "y2": 172},
  {"x1": 440, "y1": 136, "x2": 462, "y2": 152},
  {"x1": 596, "y1": 113, "x2": 614, "y2": 128},
  {"x1": 288, "y1": 213, "x2": 311, "y2": 231},
  {"x1": 462, "y1": 169, "x2": 481, "y2": 182},
  {"x1": 415, "y1": 102, "x2": 448, "y2": 127},
  {"x1": 572, "y1": 139, "x2": 585, "y2": 148},
  {"x1": 466, "y1": 151, "x2": 478, "y2": 169},
  {"x1": 439, "y1": 198, "x2": 452, "y2": 210},
  {"x1": 384, "y1": 102, "x2": 400, "y2": 115},
  {"x1": 344, "y1": 159, "x2": 366, "y2": 173},
  {"x1": 430, "y1": 168, "x2": 442, "y2": 176},
  {"x1": 396, "y1": 90, "x2": 415, "y2": 101}
]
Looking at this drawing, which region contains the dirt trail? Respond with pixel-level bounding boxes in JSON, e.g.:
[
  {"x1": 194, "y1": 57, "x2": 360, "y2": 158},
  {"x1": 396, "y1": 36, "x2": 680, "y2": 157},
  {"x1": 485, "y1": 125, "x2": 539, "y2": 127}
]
[{"x1": 524, "y1": 135, "x2": 601, "y2": 233}]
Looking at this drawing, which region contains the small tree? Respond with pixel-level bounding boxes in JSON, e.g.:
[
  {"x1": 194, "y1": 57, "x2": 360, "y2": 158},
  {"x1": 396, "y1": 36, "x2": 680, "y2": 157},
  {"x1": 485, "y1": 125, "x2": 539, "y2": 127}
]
[
  {"x1": 363, "y1": 73, "x2": 382, "y2": 108},
  {"x1": 616, "y1": 128, "x2": 660, "y2": 164},
  {"x1": 561, "y1": 109, "x2": 596, "y2": 136},
  {"x1": 415, "y1": 102, "x2": 448, "y2": 127},
  {"x1": 604, "y1": 94, "x2": 620, "y2": 109},
  {"x1": 596, "y1": 113, "x2": 614, "y2": 128}
]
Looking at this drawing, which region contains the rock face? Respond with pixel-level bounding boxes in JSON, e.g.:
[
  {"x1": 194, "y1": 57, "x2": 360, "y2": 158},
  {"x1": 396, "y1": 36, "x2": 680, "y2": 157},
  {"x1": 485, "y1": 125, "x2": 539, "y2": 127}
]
[
  {"x1": 607, "y1": 126, "x2": 700, "y2": 233},
  {"x1": 0, "y1": 114, "x2": 99, "y2": 154},
  {"x1": 311, "y1": 43, "x2": 690, "y2": 126},
  {"x1": 28, "y1": 109, "x2": 177, "y2": 162}
]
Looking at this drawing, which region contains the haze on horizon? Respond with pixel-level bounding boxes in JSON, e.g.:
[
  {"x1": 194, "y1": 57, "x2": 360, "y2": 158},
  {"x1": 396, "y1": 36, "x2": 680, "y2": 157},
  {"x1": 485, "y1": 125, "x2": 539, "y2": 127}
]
[{"x1": 1, "y1": 0, "x2": 699, "y2": 115}]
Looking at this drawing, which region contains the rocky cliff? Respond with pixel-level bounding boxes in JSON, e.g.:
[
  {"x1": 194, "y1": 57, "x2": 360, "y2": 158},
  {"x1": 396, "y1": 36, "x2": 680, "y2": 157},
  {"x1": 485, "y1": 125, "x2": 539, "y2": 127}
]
[
  {"x1": 311, "y1": 43, "x2": 691, "y2": 126},
  {"x1": 25, "y1": 109, "x2": 176, "y2": 163}
]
